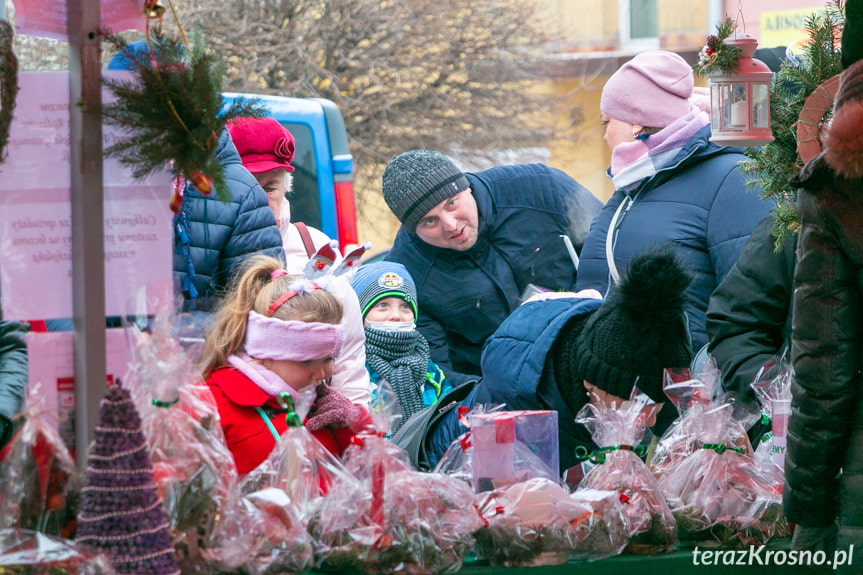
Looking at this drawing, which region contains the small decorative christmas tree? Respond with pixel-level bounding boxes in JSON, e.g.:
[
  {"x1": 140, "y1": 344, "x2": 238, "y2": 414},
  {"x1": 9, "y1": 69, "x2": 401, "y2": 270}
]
[{"x1": 75, "y1": 385, "x2": 181, "y2": 575}]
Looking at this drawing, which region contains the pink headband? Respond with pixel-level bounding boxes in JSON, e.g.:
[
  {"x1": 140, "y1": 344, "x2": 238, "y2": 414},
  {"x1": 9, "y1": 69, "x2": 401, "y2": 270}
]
[
  {"x1": 266, "y1": 280, "x2": 321, "y2": 317},
  {"x1": 245, "y1": 311, "x2": 343, "y2": 361}
]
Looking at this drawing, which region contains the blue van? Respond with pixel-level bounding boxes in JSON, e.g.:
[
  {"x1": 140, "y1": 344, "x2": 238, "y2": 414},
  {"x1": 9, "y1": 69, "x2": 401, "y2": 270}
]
[{"x1": 222, "y1": 93, "x2": 358, "y2": 248}]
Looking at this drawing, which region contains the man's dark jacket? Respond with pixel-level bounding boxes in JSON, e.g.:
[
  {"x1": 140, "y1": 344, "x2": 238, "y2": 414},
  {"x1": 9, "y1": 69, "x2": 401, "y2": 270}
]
[{"x1": 387, "y1": 164, "x2": 601, "y2": 382}]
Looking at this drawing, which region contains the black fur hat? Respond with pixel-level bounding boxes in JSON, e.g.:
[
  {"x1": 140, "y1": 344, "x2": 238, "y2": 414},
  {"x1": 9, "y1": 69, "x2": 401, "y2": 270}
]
[{"x1": 554, "y1": 246, "x2": 693, "y2": 408}]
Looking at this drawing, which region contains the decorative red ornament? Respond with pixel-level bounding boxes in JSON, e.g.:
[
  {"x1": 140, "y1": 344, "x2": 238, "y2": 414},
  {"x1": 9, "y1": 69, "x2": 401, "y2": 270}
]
[
  {"x1": 188, "y1": 170, "x2": 213, "y2": 195},
  {"x1": 705, "y1": 47, "x2": 714, "y2": 56}
]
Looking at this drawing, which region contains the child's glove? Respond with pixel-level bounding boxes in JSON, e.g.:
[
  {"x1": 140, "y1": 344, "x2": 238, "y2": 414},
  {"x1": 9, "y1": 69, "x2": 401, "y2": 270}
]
[{"x1": 306, "y1": 382, "x2": 363, "y2": 431}]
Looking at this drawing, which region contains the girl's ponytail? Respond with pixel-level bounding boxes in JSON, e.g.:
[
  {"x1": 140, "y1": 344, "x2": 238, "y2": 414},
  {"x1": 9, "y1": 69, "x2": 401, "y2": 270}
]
[{"x1": 200, "y1": 255, "x2": 286, "y2": 377}]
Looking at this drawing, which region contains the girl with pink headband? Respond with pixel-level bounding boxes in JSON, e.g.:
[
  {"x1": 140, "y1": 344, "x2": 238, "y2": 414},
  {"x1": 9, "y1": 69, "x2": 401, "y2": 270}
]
[{"x1": 200, "y1": 255, "x2": 368, "y2": 474}]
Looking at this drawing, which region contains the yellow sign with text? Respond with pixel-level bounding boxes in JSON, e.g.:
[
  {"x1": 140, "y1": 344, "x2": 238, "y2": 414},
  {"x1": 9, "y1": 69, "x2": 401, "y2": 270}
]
[{"x1": 760, "y1": 7, "x2": 825, "y2": 51}]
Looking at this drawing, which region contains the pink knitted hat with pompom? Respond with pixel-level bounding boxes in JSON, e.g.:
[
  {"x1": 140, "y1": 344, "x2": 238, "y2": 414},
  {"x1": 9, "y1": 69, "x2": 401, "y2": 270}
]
[{"x1": 601, "y1": 51, "x2": 695, "y2": 129}]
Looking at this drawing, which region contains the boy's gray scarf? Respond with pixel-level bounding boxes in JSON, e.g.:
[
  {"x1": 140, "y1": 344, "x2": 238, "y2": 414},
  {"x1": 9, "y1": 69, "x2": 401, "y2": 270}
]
[{"x1": 364, "y1": 327, "x2": 428, "y2": 433}]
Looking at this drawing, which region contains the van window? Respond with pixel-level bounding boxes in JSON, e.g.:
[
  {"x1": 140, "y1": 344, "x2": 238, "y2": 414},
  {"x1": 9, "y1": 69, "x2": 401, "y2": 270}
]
[{"x1": 283, "y1": 122, "x2": 323, "y2": 230}]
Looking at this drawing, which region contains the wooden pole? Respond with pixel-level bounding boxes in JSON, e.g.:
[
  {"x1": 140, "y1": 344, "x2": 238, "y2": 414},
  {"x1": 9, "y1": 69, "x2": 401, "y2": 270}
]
[{"x1": 67, "y1": 0, "x2": 106, "y2": 470}]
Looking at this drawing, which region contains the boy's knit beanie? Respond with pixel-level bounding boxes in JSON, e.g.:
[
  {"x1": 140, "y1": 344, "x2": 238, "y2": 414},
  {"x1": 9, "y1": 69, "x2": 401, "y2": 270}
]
[
  {"x1": 382, "y1": 150, "x2": 470, "y2": 232},
  {"x1": 351, "y1": 261, "x2": 419, "y2": 319},
  {"x1": 553, "y1": 246, "x2": 694, "y2": 409}
]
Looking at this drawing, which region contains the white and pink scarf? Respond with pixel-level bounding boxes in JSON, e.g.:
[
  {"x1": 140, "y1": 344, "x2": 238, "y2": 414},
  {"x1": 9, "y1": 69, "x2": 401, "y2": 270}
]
[{"x1": 609, "y1": 109, "x2": 710, "y2": 191}]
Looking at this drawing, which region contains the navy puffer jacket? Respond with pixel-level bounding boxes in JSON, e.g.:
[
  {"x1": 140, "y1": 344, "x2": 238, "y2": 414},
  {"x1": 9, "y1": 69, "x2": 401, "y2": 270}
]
[
  {"x1": 575, "y1": 125, "x2": 772, "y2": 350},
  {"x1": 386, "y1": 164, "x2": 601, "y2": 382},
  {"x1": 173, "y1": 130, "x2": 284, "y2": 310}
]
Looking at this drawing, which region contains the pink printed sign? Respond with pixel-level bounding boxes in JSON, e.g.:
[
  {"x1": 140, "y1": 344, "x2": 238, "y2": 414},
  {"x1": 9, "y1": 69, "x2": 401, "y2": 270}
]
[
  {"x1": 26, "y1": 329, "x2": 131, "y2": 451},
  {"x1": 11, "y1": 0, "x2": 146, "y2": 41},
  {"x1": 0, "y1": 72, "x2": 173, "y2": 321}
]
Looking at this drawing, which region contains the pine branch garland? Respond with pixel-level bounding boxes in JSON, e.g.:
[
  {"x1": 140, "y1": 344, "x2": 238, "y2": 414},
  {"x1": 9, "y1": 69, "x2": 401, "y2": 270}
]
[
  {"x1": 0, "y1": 19, "x2": 19, "y2": 165},
  {"x1": 100, "y1": 31, "x2": 266, "y2": 203},
  {"x1": 741, "y1": 1, "x2": 845, "y2": 248}
]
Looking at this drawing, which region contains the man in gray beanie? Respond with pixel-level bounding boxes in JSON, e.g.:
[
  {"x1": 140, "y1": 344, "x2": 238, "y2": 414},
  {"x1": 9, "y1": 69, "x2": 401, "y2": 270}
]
[{"x1": 382, "y1": 150, "x2": 601, "y2": 384}]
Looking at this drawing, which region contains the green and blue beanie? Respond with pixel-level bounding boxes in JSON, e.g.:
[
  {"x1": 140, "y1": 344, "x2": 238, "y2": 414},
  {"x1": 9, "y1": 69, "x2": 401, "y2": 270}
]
[{"x1": 351, "y1": 261, "x2": 419, "y2": 319}]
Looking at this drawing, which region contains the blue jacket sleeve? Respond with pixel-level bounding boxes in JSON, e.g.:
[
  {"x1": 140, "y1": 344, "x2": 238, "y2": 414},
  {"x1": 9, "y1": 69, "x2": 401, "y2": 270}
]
[{"x1": 0, "y1": 321, "x2": 28, "y2": 448}]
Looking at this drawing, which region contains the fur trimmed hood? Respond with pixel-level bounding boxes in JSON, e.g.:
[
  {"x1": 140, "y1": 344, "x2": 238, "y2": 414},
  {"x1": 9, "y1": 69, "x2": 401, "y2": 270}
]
[{"x1": 824, "y1": 59, "x2": 863, "y2": 179}]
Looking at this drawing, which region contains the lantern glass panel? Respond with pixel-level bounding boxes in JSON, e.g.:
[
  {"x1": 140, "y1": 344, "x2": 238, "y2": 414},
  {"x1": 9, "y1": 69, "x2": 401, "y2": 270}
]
[
  {"x1": 710, "y1": 83, "x2": 722, "y2": 131},
  {"x1": 752, "y1": 82, "x2": 769, "y2": 128},
  {"x1": 728, "y1": 83, "x2": 748, "y2": 128}
]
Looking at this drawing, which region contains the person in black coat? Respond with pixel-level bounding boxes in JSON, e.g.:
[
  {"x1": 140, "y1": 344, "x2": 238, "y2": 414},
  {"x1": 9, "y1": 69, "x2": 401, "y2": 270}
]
[
  {"x1": 705, "y1": 212, "x2": 796, "y2": 443},
  {"x1": 785, "y1": 58, "x2": 863, "y2": 566}
]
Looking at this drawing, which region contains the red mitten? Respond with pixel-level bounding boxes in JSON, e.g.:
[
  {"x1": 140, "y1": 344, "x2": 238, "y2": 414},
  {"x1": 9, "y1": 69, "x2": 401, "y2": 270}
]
[{"x1": 306, "y1": 383, "x2": 363, "y2": 431}]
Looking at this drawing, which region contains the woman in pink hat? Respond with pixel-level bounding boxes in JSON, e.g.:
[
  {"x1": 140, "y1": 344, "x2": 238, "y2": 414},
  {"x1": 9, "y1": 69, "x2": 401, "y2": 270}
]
[
  {"x1": 227, "y1": 117, "x2": 370, "y2": 407},
  {"x1": 575, "y1": 50, "x2": 772, "y2": 357}
]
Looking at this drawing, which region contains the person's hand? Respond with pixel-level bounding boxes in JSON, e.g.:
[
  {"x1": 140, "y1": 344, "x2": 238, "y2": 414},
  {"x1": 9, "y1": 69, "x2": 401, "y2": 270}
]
[
  {"x1": 791, "y1": 524, "x2": 838, "y2": 555},
  {"x1": 305, "y1": 382, "x2": 363, "y2": 431}
]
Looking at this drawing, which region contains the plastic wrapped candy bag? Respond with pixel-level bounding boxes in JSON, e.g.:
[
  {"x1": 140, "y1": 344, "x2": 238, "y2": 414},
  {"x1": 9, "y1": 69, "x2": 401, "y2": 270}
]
[
  {"x1": 216, "y1": 488, "x2": 314, "y2": 575},
  {"x1": 122, "y1": 308, "x2": 241, "y2": 574},
  {"x1": 655, "y1": 395, "x2": 789, "y2": 548},
  {"x1": 474, "y1": 477, "x2": 628, "y2": 567},
  {"x1": 308, "y1": 390, "x2": 484, "y2": 575},
  {"x1": 432, "y1": 406, "x2": 473, "y2": 486},
  {"x1": 574, "y1": 391, "x2": 676, "y2": 555},
  {"x1": 0, "y1": 529, "x2": 116, "y2": 574},
  {"x1": 649, "y1": 368, "x2": 717, "y2": 482},
  {"x1": 238, "y1": 385, "x2": 359, "y2": 526},
  {"x1": 0, "y1": 384, "x2": 79, "y2": 538},
  {"x1": 749, "y1": 353, "x2": 792, "y2": 488}
]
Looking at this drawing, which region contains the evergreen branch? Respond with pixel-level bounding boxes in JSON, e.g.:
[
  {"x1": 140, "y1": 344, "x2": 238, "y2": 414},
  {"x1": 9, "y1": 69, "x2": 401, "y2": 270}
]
[
  {"x1": 0, "y1": 20, "x2": 19, "y2": 165},
  {"x1": 693, "y1": 16, "x2": 742, "y2": 76},
  {"x1": 742, "y1": 1, "x2": 845, "y2": 247},
  {"x1": 99, "y1": 30, "x2": 266, "y2": 203}
]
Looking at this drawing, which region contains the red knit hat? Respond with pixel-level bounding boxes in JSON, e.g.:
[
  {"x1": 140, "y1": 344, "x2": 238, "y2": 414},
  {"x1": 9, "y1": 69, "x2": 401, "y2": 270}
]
[{"x1": 227, "y1": 116, "x2": 296, "y2": 174}]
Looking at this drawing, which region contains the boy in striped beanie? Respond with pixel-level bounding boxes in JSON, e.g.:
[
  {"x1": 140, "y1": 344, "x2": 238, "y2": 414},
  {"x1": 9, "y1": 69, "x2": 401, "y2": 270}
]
[{"x1": 351, "y1": 261, "x2": 452, "y2": 434}]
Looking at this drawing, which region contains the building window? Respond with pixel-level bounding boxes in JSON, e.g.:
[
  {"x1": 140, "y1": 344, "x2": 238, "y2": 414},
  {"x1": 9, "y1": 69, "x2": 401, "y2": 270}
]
[{"x1": 619, "y1": 0, "x2": 660, "y2": 50}]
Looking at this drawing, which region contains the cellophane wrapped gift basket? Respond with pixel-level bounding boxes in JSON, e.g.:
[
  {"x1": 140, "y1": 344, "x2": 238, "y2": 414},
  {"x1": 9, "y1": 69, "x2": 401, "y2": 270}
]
[
  {"x1": 653, "y1": 367, "x2": 789, "y2": 547},
  {"x1": 0, "y1": 529, "x2": 116, "y2": 574},
  {"x1": 123, "y1": 310, "x2": 246, "y2": 574},
  {"x1": 749, "y1": 355, "x2": 792, "y2": 488},
  {"x1": 574, "y1": 392, "x2": 677, "y2": 555},
  {"x1": 308, "y1": 389, "x2": 484, "y2": 575},
  {"x1": 0, "y1": 385, "x2": 79, "y2": 539},
  {"x1": 474, "y1": 477, "x2": 629, "y2": 567}
]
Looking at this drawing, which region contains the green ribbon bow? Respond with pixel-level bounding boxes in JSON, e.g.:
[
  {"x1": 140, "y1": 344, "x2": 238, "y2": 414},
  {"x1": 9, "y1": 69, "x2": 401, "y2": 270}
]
[
  {"x1": 700, "y1": 442, "x2": 745, "y2": 455},
  {"x1": 152, "y1": 397, "x2": 180, "y2": 408},
  {"x1": 277, "y1": 392, "x2": 303, "y2": 427},
  {"x1": 575, "y1": 444, "x2": 648, "y2": 464}
]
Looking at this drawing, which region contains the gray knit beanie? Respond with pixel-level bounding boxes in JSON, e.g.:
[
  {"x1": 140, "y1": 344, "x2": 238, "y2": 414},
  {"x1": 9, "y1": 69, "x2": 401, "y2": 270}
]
[{"x1": 382, "y1": 150, "x2": 471, "y2": 232}]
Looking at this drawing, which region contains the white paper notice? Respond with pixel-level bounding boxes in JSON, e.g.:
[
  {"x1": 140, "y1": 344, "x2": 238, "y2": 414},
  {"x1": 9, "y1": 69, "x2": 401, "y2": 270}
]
[{"x1": 0, "y1": 72, "x2": 173, "y2": 321}]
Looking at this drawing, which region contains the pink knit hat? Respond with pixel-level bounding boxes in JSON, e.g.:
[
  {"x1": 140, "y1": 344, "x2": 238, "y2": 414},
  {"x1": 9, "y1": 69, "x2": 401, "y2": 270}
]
[{"x1": 600, "y1": 51, "x2": 694, "y2": 128}]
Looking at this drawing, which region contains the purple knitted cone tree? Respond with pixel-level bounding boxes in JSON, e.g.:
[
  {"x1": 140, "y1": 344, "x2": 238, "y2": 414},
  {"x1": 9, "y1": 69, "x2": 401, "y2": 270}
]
[{"x1": 75, "y1": 385, "x2": 181, "y2": 575}]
